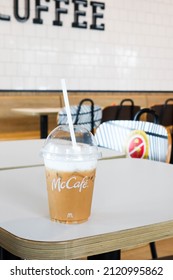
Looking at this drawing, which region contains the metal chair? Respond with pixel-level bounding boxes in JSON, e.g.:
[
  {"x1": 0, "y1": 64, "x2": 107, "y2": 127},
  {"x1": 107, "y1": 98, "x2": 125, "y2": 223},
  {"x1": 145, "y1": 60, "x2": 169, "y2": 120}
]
[
  {"x1": 148, "y1": 99, "x2": 173, "y2": 164},
  {"x1": 58, "y1": 98, "x2": 102, "y2": 134},
  {"x1": 134, "y1": 107, "x2": 159, "y2": 124},
  {"x1": 94, "y1": 119, "x2": 172, "y2": 259}
]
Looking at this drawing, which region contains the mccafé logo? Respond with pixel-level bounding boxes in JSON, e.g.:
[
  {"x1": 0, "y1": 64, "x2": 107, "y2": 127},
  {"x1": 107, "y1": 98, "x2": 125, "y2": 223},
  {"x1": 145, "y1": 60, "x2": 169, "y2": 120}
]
[
  {"x1": 0, "y1": 0, "x2": 105, "y2": 31},
  {"x1": 51, "y1": 176, "x2": 89, "y2": 192}
]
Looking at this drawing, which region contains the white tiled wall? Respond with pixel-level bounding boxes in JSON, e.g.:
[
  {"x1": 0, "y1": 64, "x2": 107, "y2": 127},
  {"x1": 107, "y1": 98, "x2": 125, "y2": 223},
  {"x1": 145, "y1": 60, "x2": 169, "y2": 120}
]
[{"x1": 1, "y1": 0, "x2": 173, "y2": 91}]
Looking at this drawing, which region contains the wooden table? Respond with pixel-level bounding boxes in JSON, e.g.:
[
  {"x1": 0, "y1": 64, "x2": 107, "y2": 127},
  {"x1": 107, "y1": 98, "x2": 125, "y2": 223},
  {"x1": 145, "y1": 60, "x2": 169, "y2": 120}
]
[
  {"x1": 11, "y1": 108, "x2": 61, "y2": 138},
  {"x1": 0, "y1": 158, "x2": 173, "y2": 259}
]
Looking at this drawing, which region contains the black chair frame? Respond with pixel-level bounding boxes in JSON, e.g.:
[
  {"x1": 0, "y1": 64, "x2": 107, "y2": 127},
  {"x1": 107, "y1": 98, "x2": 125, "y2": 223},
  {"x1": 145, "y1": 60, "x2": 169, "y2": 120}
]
[
  {"x1": 115, "y1": 98, "x2": 135, "y2": 120},
  {"x1": 101, "y1": 98, "x2": 140, "y2": 123},
  {"x1": 134, "y1": 108, "x2": 159, "y2": 124}
]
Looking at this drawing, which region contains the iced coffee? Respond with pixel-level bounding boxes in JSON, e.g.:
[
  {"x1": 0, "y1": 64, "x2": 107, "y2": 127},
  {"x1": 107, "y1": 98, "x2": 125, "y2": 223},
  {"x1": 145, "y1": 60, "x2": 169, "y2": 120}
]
[{"x1": 41, "y1": 125, "x2": 100, "y2": 224}]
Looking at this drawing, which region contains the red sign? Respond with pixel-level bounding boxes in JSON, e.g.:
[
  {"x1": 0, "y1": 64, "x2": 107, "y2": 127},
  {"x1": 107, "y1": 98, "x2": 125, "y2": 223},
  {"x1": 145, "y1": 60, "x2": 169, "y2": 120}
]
[{"x1": 126, "y1": 131, "x2": 149, "y2": 159}]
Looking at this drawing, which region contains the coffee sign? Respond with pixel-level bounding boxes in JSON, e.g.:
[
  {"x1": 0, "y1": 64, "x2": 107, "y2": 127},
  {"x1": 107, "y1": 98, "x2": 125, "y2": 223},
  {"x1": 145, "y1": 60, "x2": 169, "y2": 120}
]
[{"x1": 0, "y1": 0, "x2": 105, "y2": 31}]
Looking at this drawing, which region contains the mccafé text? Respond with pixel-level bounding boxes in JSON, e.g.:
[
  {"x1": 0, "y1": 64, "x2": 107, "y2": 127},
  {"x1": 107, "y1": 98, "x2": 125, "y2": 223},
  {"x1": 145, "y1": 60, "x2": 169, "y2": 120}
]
[
  {"x1": 51, "y1": 176, "x2": 89, "y2": 192},
  {"x1": 0, "y1": 0, "x2": 105, "y2": 31}
]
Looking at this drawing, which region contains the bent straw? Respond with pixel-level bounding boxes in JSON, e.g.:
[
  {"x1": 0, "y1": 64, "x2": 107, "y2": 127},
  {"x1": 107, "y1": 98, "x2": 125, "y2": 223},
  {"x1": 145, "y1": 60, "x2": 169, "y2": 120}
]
[{"x1": 61, "y1": 79, "x2": 77, "y2": 147}]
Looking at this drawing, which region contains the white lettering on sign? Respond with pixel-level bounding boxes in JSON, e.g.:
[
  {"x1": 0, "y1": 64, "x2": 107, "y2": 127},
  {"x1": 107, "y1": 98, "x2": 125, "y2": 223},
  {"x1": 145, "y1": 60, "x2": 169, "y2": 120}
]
[{"x1": 51, "y1": 176, "x2": 89, "y2": 192}]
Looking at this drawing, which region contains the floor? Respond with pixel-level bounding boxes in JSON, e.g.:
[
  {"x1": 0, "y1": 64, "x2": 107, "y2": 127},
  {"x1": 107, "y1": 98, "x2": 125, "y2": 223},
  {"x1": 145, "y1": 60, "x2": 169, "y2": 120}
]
[{"x1": 121, "y1": 238, "x2": 173, "y2": 260}]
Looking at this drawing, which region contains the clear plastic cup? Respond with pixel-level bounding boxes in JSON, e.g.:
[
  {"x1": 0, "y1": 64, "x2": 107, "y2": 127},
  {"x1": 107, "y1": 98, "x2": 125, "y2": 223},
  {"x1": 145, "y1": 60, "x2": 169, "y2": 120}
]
[{"x1": 41, "y1": 125, "x2": 100, "y2": 224}]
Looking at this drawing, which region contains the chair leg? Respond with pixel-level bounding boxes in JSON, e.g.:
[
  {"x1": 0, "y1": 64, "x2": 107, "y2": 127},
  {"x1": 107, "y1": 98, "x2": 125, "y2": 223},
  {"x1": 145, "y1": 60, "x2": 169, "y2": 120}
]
[
  {"x1": 0, "y1": 248, "x2": 21, "y2": 260},
  {"x1": 0, "y1": 247, "x2": 3, "y2": 260},
  {"x1": 149, "y1": 242, "x2": 158, "y2": 259},
  {"x1": 88, "y1": 250, "x2": 121, "y2": 260}
]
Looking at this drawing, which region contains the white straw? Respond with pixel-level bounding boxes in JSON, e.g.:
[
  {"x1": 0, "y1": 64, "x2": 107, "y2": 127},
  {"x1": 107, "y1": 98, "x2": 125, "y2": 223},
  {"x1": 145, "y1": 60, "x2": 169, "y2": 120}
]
[{"x1": 61, "y1": 79, "x2": 77, "y2": 147}]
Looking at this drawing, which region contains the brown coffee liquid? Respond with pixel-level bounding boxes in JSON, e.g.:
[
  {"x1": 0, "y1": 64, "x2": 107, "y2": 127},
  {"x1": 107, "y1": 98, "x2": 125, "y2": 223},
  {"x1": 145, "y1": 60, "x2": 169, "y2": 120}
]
[{"x1": 45, "y1": 168, "x2": 96, "y2": 223}]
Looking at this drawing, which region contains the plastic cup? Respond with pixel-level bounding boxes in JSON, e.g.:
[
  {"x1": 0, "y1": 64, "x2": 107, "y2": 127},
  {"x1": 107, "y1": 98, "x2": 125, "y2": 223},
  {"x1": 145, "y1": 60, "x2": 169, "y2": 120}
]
[{"x1": 41, "y1": 125, "x2": 100, "y2": 224}]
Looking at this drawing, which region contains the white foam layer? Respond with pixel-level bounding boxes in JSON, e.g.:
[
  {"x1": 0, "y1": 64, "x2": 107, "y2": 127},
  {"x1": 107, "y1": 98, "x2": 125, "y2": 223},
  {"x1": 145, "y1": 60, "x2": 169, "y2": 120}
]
[
  {"x1": 41, "y1": 140, "x2": 100, "y2": 160},
  {"x1": 44, "y1": 158, "x2": 97, "y2": 171}
]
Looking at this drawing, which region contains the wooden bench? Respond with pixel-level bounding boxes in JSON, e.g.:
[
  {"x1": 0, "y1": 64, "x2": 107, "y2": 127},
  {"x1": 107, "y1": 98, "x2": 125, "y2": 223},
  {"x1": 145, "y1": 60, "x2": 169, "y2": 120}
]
[
  {"x1": 146, "y1": 93, "x2": 173, "y2": 107},
  {"x1": 60, "y1": 93, "x2": 147, "y2": 108},
  {"x1": 0, "y1": 91, "x2": 172, "y2": 140}
]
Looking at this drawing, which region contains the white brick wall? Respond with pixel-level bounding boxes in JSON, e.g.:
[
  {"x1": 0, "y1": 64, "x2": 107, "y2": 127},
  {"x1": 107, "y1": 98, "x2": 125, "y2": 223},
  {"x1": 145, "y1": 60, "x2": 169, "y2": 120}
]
[{"x1": 0, "y1": 0, "x2": 173, "y2": 90}]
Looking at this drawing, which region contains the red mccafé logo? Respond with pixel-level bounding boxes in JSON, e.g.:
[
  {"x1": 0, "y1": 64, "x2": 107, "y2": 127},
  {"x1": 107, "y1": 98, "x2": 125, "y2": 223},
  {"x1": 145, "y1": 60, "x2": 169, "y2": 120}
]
[{"x1": 0, "y1": 0, "x2": 105, "y2": 31}]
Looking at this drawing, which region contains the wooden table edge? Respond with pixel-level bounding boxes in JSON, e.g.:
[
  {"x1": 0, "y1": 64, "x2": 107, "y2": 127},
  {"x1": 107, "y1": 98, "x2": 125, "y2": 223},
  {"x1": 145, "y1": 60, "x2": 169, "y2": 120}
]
[{"x1": 1, "y1": 220, "x2": 173, "y2": 260}]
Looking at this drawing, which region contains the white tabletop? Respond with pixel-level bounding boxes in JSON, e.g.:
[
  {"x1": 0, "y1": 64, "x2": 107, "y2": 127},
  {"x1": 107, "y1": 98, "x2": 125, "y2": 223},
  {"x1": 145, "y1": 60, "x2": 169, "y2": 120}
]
[
  {"x1": 0, "y1": 158, "x2": 173, "y2": 259},
  {"x1": 0, "y1": 139, "x2": 45, "y2": 170},
  {"x1": 11, "y1": 108, "x2": 61, "y2": 116},
  {"x1": 0, "y1": 139, "x2": 125, "y2": 170}
]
